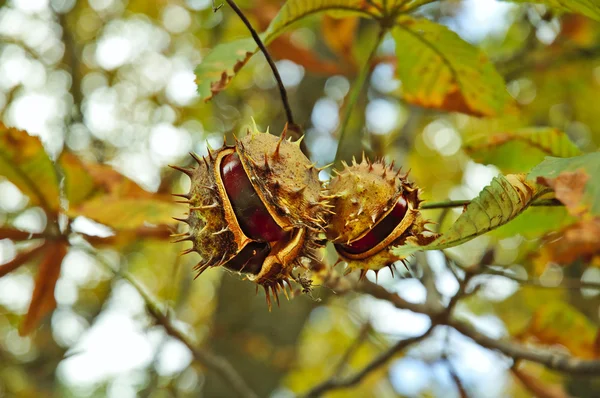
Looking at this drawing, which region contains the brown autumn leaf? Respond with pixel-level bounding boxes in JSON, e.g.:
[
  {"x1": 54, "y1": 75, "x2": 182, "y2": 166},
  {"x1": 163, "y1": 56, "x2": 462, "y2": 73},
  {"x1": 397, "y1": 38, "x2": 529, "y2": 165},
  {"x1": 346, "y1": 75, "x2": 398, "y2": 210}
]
[
  {"x1": 252, "y1": 1, "x2": 351, "y2": 76},
  {"x1": 20, "y1": 240, "x2": 68, "y2": 336},
  {"x1": 268, "y1": 36, "x2": 350, "y2": 76},
  {"x1": 536, "y1": 170, "x2": 589, "y2": 218},
  {"x1": 512, "y1": 366, "x2": 572, "y2": 398},
  {"x1": 528, "y1": 153, "x2": 600, "y2": 217},
  {"x1": 322, "y1": 15, "x2": 358, "y2": 67},
  {"x1": 534, "y1": 217, "x2": 600, "y2": 269},
  {"x1": 519, "y1": 301, "x2": 599, "y2": 359},
  {"x1": 560, "y1": 14, "x2": 597, "y2": 47},
  {"x1": 83, "y1": 162, "x2": 172, "y2": 201}
]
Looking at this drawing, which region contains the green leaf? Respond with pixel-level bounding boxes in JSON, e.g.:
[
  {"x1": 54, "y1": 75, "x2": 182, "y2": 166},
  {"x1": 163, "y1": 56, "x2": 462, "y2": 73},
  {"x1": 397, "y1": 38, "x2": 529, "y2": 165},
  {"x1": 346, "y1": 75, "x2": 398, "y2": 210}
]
[
  {"x1": 392, "y1": 17, "x2": 510, "y2": 117},
  {"x1": 58, "y1": 152, "x2": 96, "y2": 207},
  {"x1": 195, "y1": 38, "x2": 257, "y2": 102},
  {"x1": 69, "y1": 197, "x2": 181, "y2": 230},
  {"x1": 528, "y1": 152, "x2": 600, "y2": 216},
  {"x1": 195, "y1": 0, "x2": 377, "y2": 101},
  {"x1": 263, "y1": 0, "x2": 376, "y2": 40},
  {"x1": 392, "y1": 174, "x2": 549, "y2": 257},
  {"x1": 492, "y1": 206, "x2": 576, "y2": 239},
  {"x1": 387, "y1": 0, "x2": 437, "y2": 12},
  {"x1": 504, "y1": 0, "x2": 600, "y2": 21},
  {"x1": 464, "y1": 127, "x2": 582, "y2": 173},
  {"x1": 0, "y1": 124, "x2": 60, "y2": 212}
]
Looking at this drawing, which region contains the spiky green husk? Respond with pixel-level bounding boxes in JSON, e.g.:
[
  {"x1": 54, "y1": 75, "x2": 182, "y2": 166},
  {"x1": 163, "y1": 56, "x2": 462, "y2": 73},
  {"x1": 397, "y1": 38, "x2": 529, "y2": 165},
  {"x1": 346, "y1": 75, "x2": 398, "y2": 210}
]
[
  {"x1": 235, "y1": 125, "x2": 330, "y2": 233},
  {"x1": 172, "y1": 152, "x2": 239, "y2": 276},
  {"x1": 172, "y1": 125, "x2": 331, "y2": 308},
  {"x1": 235, "y1": 125, "x2": 331, "y2": 271},
  {"x1": 326, "y1": 158, "x2": 437, "y2": 275}
]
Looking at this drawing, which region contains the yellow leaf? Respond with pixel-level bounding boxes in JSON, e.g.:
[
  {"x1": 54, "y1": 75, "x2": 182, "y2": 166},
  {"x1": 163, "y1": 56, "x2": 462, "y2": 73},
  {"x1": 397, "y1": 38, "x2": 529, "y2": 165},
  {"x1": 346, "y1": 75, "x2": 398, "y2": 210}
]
[
  {"x1": 392, "y1": 17, "x2": 510, "y2": 117},
  {"x1": 522, "y1": 301, "x2": 599, "y2": 359},
  {"x1": 58, "y1": 151, "x2": 96, "y2": 207},
  {"x1": 69, "y1": 197, "x2": 182, "y2": 230},
  {"x1": 0, "y1": 123, "x2": 61, "y2": 212}
]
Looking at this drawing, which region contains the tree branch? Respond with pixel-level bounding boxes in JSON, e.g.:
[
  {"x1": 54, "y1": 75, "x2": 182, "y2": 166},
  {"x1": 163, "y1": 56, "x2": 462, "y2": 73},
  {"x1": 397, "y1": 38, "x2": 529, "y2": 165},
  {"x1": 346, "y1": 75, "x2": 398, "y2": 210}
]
[
  {"x1": 357, "y1": 280, "x2": 600, "y2": 376},
  {"x1": 223, "y1": 0, "x2": 295, "y2": 127},
  {"x1": 482, "y1": 265, "x2": 600, "y2": 291},
  {"x1": 0, "y1": 227, "x2": 45, "y2": 241},
  {"x1": 0, "y1": 243, "x2": 47, "y2": 278},
  {"x1": 449, "y1": 319, "x2": 600, "y2": 375},
  {"x1": 303, "y1": 327, "x2": 433, "y2": 397}
]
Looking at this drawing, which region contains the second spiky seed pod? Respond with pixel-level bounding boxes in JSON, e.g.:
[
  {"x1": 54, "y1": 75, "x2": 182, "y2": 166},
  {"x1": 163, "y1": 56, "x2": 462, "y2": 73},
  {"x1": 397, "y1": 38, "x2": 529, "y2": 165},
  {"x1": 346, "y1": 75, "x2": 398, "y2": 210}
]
[{"x1": 326, "y1": 157, "x2": 438, "y2": 279}]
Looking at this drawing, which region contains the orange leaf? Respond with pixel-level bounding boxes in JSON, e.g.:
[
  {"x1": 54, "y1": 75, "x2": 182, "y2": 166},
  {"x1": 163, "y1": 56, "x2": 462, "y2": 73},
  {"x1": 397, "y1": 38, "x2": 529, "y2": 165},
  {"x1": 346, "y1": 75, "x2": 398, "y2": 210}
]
[
  {"x1": 521, "y1": 301, "x2": 599, "y2": 359},
  {"x1": 269, "y1": 36, "x2": 349, "y2": 76},
  {"x1": 19, "y1": 241, "x2": 67, "y2": 336},
  {"x1": 322, "y1": 15, "x2": 358, "y2": 67},
  {"x1": 535, "y1": 217, "x2": 600, "y2": 268},
  {"x1": 84, "y1": 163, "x2": 152, "y2": 199}
]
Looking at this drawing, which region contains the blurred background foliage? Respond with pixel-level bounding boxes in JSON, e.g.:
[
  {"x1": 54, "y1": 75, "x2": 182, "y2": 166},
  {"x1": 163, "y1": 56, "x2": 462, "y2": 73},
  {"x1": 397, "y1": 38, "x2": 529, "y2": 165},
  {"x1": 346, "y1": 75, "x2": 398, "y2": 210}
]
[{"x1": 0, "y1": 0, "x2": 600, "y2": 397}]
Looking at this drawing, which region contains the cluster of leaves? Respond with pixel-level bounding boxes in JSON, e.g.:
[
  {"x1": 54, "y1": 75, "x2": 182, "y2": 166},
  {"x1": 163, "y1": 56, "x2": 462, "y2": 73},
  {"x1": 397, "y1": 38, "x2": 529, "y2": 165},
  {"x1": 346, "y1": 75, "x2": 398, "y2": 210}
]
[
  {"x1": 2, "y1": 0, "x2": 600, "y2": 396},
  {"x1": 198, "y1": 0, "x2": 600, "y2": 267},
  {"x1": 0, "y1": 124, "x2": 180, "y2": 335}
]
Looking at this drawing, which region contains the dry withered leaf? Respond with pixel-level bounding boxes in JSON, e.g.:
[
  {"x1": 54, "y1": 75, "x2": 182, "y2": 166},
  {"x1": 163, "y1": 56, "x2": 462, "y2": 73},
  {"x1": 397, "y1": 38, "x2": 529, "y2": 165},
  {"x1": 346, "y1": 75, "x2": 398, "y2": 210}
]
[
  {"x1": 20, "y1": 240, "x2": 68, "y2": 336},
  {"x1": 536, "y1": 169, "x2": 590, "y2": 217}
]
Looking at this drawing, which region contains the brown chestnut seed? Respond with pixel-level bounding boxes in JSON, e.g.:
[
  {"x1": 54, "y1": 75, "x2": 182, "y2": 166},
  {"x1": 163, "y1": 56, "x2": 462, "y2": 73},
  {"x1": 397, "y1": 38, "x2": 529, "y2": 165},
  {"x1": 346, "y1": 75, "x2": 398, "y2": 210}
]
[
  {"x1": 338, "y1": 196, "x2": 408, "y2": 255},
  {"x1": 220, "y1": 152, "x2": 287, "y2": 242}
]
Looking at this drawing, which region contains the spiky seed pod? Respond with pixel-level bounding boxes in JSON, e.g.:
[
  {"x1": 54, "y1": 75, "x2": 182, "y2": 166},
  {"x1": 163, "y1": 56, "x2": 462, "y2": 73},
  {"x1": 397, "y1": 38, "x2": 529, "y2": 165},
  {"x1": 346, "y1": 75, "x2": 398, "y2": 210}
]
[
  {"x1": 326, "y1": 157, "x2": 438, "y2": 278},
  {"x1": 172, "y1": 124, "x2": 329, "y2": 308},
  {"x1": 235, "y1": 127, "x2": 329, "y2": 234}
]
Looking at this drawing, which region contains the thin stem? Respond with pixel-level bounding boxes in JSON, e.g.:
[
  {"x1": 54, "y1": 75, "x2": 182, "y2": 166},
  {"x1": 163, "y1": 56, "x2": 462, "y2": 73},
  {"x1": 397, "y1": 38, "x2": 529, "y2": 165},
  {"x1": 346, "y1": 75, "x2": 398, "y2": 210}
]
[
  {"x1": 334, "y1": 28, "x2": 386, "y2": 164},
  {"x1": 224, "y1": 0, "x2": 295, "y2": 126},
  {"x1": 421, "y1": 198, "x2": 563, "y2": 210}
]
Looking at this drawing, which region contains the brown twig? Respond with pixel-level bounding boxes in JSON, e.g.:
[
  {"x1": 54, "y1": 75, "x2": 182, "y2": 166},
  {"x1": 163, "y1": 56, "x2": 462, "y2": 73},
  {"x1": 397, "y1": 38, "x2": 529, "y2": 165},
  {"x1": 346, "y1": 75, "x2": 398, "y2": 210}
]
[
  {"x1": 0, "y1": 243, "x2": 47, "y2": 278},
  {"x1": 223, "y1": 0, "x2": 295, "y2": 127},
  {"x1": 0, "y1": 227, "x2": 45, "y2": 241},
  {"x1": 356, "y1": 280, "x2": 600, "y2": 375},
  {"x1": 421, "y1": 198, "x2": 563, "y2": 210}
]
